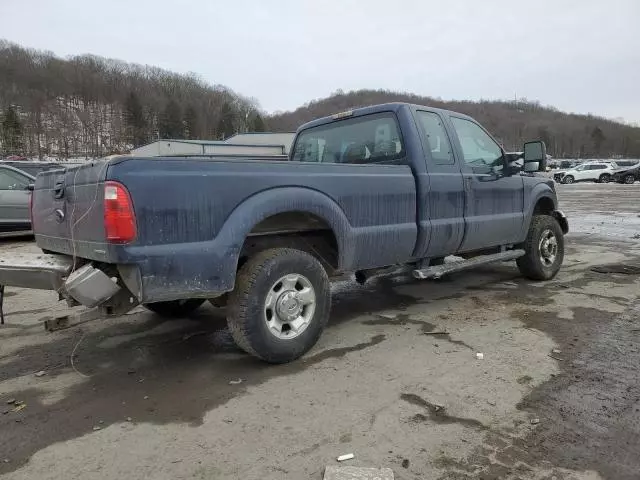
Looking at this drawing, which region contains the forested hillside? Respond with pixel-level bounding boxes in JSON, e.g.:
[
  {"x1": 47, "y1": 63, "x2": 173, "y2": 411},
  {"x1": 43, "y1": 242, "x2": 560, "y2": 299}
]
[
  {"x1": 0, "y1": 40, "x2": 265, "y2": 159},
  {"x1": 2, "y1": 39, "x2": 639, "y2": 160},
  {"x1": 269, "y1": 90, "x2": 640, "y2": 158}
]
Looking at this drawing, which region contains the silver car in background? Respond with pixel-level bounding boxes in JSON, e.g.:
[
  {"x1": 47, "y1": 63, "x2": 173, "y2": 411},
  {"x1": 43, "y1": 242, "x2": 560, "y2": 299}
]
[{"x1": 0, "y1": 164, "x2": 35, "y2": 236}]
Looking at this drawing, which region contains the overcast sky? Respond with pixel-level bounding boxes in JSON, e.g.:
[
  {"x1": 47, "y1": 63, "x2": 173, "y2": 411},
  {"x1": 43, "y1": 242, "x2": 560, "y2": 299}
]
[{"x1": 2, "y1": 0, "x2": 639, "y2": 123}]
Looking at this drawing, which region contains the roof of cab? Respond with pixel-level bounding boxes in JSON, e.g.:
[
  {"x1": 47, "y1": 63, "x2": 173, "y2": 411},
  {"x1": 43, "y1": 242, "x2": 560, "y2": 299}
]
[{"x1": 296, "y1": 102, "x2": 474, "y2": 132}]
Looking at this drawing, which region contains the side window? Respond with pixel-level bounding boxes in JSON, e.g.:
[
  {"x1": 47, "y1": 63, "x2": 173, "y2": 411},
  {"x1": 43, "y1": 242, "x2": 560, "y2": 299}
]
[
  {"x1": 416, "y1": 111, "x2": 453, "y2": 165},
  {"x1": 292, "y1": 113, "x2": 405, "y2": 165},
  {"x1": 450, "y1": 117, "x2": 503, "y2": 169},
  {"x1": 0, "y1": 170, "x2": 30, "y2": 190}
]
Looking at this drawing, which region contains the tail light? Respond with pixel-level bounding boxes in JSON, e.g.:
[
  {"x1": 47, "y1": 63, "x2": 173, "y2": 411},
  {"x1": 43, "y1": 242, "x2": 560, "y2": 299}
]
[{"x1": 104, "y1": 181, "x2": 136, "y2": 244}]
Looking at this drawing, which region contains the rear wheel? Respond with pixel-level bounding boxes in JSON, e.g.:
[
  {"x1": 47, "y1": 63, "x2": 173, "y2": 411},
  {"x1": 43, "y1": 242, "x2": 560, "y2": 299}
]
[
  {"x1": 517, "y1": 215, "x2": 564, "y2": 281},
  {"x1": 144, "y1": 299, "x2": 205, "y2": 318},
  {"x1": 562, "y1": 175, "x2": 575, "y2": 184},
  {"x1": 598, "y1": 173, "x2": 611, "y2": 183},
  {"x1": 227, "y1": 248, "x2": 331, "y2": 363},
  {"x1": 624, "y1": 175, "x2": 635, "y2": 184}
]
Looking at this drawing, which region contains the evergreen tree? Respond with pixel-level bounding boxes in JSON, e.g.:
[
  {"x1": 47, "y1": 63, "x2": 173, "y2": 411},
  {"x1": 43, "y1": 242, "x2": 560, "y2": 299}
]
[
  {"x1": 591, "y1": 126, "x2": 605, "y2": 155},
  {"x1": 251, "y1": 113, "x2": 266, "y2": 132},
  {"x1": 159, "y1": 100, "x2": 184, "y2": 139},
  {"x1": 1, "y1": 106, "x2": 24, "y2": 155},
  {"x1": 124, "y1": 91, "x2": 147, "y2": 147},
  {"x1": 184, "y1": 105, "x2": 199, "y2": 139},
  {"x1": 217, "y1": 102, "x2": 236, "y2": 139}
]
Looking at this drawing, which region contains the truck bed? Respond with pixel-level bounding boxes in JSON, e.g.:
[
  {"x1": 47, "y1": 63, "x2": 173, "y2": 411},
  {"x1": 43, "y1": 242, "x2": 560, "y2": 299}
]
[{"x1": 32, "y1": 155, "x2": 417, "y2": 302}]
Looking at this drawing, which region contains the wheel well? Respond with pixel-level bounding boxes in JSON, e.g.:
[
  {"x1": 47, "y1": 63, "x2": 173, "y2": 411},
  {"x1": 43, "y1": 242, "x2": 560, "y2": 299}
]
[
  {"x1": 533, "y1": 197, "x2": 555, "y2": 216},
  {"x1": 238, "y1": 212, "x2": 339, "y2": 273}
]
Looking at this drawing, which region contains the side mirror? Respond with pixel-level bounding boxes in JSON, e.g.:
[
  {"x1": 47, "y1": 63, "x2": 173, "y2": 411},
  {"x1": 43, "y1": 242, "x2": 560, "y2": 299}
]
[{"x1": 523, "y1": 141, "x2": 546, "y2": 173}]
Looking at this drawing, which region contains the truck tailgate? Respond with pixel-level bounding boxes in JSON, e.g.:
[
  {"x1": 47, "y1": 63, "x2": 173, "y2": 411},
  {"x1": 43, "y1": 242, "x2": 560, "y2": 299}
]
[{"x1": 33, "y1": 160, "x2": 110, "y2": 261}]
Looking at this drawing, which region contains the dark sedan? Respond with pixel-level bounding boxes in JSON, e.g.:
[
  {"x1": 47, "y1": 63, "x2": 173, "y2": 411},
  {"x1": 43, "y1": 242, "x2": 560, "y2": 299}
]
[{"x1": 613, "y1": 165, "x2": 640, "y2": 184}]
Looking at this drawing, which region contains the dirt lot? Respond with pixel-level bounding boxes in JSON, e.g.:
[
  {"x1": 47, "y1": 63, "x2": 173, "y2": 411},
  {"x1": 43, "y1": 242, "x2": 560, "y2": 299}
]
[{"x1": 1, "y1": 183, "x2": 639, "y2": 480}]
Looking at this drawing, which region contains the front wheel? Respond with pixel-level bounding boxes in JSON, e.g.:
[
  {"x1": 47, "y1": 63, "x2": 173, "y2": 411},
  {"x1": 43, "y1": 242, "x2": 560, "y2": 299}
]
[
  {"x1": 227, "y1": 248, "x2": 331, "y2": 363},
  {"x1": 144, "y1": 299, "x2": 205, "y2": 318},
  {"x1": 562, "y1": 175, "x2": 575, "y2": 184},
  {"x1": 598, "y1": 174, "x2": 611, "y2": 183},
  {"x1": 624, "y1": 175, "x2": 635, "y2": 184},
  {"x1": 517, "y1": 215, "x2": 564, "y2": 281}
]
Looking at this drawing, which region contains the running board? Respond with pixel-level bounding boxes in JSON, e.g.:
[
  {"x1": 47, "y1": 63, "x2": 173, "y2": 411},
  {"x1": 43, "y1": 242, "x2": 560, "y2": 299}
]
[{"x1": 413, "y1": 249, "x2": 525, "y2": 280}]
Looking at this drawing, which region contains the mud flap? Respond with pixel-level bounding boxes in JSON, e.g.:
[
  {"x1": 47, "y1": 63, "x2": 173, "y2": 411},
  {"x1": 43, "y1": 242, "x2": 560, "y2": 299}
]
[{"x1": 552, "y1": 210, "x2": 569, "y2": 234}]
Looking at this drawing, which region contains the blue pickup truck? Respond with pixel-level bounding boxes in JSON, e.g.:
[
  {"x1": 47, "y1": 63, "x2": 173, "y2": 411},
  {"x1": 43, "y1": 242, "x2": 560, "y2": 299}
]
[{"x1": 0, "y1": 103, "x2": 567, "y2": 363}]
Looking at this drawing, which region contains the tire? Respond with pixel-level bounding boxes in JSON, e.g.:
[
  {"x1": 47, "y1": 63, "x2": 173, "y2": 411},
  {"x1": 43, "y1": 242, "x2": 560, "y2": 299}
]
[
  {"x1": 598, "y1": 174, "x2": 611, "y2": 183},
  {"x1": 227, "y1": 248, "x2": 331, "y2": 364},
  {"x1": 624, "y1": 175, "x2": 635, "y2": 184},
  {"x1": 562, "y1": 175, "x2": 574, "y2": 184},
  {"x1": 517, "y1": 215, "x2": 564, "y2": 281},
  {"x1": 144, "y1": 299, "x2": 205, "y2": 318}
]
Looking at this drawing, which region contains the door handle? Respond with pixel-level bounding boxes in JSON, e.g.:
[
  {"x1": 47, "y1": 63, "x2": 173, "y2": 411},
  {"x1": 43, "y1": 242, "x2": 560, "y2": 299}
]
[{"x1": 53, "y1": 180, "x2": 65, "y2": 199}]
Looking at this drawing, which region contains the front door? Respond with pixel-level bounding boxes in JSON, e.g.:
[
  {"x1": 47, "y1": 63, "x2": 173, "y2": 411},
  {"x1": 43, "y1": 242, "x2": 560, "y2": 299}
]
[{"x1": 449, "y1": 116, "x2": 524, "y2": 252}]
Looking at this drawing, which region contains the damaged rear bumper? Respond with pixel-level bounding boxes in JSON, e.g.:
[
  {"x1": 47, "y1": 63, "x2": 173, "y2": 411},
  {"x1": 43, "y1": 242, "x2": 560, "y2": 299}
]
[
  {"x1": 0, "y1": 253, "x2": 130, "y2": 309},
  {"x1": 0, "y1": 253, "x2": 74, "y2": 291}
]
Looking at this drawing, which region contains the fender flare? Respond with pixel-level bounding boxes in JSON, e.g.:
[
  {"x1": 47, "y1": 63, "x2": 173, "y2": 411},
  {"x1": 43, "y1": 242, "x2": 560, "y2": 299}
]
[
  {"x1": 212, "y1": 187, "x2": 355, "y2": 289},
  {"x1": 521, "y1": 184, "x2": 558, "y2": 239}
]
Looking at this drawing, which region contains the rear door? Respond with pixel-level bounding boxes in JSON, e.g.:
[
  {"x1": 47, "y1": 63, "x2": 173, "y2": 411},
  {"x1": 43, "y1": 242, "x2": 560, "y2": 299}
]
[
  {"x1": 449, "y1": 116, "x2": 524, "y2": 252},
  {"x1": 0, "y1": 167, "x2": 32, "y2": 232}
]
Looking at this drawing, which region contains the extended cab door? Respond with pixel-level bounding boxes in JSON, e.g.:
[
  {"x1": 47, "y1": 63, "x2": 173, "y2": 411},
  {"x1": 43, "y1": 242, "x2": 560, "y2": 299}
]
[
  {"x1": 449, "y1": 116, "x2": 524, "y2": 252},
  {"x1": 412, "y1": 109, "x2": 465, "y2": 259}
]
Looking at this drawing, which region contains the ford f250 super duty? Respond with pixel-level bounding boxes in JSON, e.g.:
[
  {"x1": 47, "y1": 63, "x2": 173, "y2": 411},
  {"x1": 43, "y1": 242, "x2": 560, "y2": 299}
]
[{"x1": 0, "y1": 103, "x2": 568, "y2": 363}]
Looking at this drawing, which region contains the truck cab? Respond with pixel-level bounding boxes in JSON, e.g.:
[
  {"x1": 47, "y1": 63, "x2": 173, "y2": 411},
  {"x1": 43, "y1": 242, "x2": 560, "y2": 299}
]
[{"x1": 291, "y1": 103, "x2": 560, "y2": 259}]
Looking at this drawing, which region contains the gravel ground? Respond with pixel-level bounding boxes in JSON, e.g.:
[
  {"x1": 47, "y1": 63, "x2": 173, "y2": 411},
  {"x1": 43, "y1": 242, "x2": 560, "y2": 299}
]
[{"x1": 0, "y1": 182, "x2": 639, "y2": 480}]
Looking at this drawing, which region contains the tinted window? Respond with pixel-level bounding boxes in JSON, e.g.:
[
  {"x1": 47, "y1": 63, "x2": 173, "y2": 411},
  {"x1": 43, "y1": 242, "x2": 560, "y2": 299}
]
[
  {"x1": 0, "y1": 169, "x2": 30, "y2": 190},
  {"x1": 292, "y1": 113, "x2": 405, "y2": 165},
  {"x1": 416, "y1": 111, "x2": 453, "y2": 165},
  {"x1": 617, "y1": 160, "x2": 639, "y2": 167},
  {"x1": 451, "y1": 117, "x2": 503, "y2": 168}
]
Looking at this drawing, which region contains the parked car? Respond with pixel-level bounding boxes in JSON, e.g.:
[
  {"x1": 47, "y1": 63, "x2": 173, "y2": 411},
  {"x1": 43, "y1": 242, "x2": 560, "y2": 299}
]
[
  {"x1": 0, "y1": 103, "x2": 568, "y2": 363},
  {"x1": 560, "y1": 162, "x2": 619, "y2": 184},
  {"x1": 613, "y1": 160, "x2": 640, "y2": 168},
  {"x1": 0, "y1": 164, "x2": 35, "y2": 235},
  {"x1": 612, "y1": 164, "x2": 640, "y2": 184},
  {"x1": 0, "y1": 161, "x2": 69, "y2": 177}
]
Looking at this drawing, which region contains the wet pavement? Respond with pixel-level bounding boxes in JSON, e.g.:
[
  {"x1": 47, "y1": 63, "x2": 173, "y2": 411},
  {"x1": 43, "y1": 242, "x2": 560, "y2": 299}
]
[{"x1": 0, "y1": 182, "x2": 639, "y2": 479}]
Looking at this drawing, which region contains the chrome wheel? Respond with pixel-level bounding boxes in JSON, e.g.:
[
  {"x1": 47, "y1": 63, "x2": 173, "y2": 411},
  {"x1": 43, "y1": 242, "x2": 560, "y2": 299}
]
[
  {"x1": 625, "y1": 175, "x2": 635, "y2": 184},
  {"x1": 264, "y1": 273, "x2": 316, "y2": 340},
  {"x1": 539, "y1": 229, "x2": 558, "y2": 267}
]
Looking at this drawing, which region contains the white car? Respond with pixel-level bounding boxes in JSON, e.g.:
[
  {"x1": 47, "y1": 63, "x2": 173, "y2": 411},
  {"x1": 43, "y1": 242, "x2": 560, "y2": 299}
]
[{"x1": 561, "y1": 162, "x2": 619, "y2": 184}]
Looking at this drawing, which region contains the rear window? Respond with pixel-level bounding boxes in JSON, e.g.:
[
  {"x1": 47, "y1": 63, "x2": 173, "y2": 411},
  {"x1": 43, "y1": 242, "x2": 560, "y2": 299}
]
[{"x1": 292, "y1": 113, "x2": 405, "y2": 164}]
